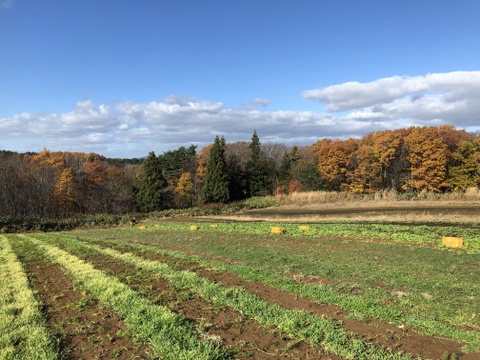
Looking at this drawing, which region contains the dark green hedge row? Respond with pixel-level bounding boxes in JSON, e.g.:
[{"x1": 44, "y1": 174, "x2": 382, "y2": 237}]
[
  {"x1": 0, "y1": 196, "x2": 279, "y2": 233},
  {"x1": 0, "y1": 214, "x2": 139, "y2": 233}
]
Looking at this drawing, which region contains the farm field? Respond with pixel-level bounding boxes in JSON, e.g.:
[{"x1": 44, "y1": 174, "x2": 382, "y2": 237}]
[{"x1": 2, "y1": 214, "x2": 480, "y2": 359}]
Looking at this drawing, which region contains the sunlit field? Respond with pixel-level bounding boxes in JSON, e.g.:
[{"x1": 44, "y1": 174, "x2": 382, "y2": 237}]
[{"x1": 2, "y1": 214, "x2": 480, "y2": 359}]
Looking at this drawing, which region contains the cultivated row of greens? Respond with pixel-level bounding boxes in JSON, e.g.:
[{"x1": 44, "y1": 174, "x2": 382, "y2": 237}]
[
  {"x1": 33, "y1": 233, "x2": 411, "y2": 360},
  {"x1": 136, "y1": 220, "x2": 480, "y2": 251},
  {"x1": 81, "y1": 233, "x2": 480, "y2": 352},
  {"x1": 18, "y1": 234, "x2": 229, "y2": 360},
  {"x1": 2, "y1": 218, "x2": 479, "y2": 358},
  {"x1": 0, "y1": 236, "x2": 58, "y2": 360}
]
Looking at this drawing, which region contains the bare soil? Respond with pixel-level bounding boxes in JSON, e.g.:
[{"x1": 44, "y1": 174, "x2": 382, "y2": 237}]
[
  {"x1": 225, "y1": 202, "x2": 480, "y2": 223},
  {"x1": 17, "y1": 201, "x2": 480, "y2": 359},
  {"x1": 23, "y1": 258, "x2": 153, "y2": 359},
  {"x1": 246, "y1": 205, "x2": 480, "y2": 216},
  {"x1": 95, "y1": 240, "x2": 474, "y2": 360},
  {"x1": 83, "y1": 253, "x2": 338, "y2": 359}
]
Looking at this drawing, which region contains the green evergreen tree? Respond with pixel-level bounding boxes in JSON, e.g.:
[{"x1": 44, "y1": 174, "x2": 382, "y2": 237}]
[
  {"x1": 279, "y1": 146, "x2": 300, "y2": 188},
  {"x1": 158, "y1": 144, "x2": 197, "y2": 181},
  {"x1": 227, "y1": 153, "x2": 248, "y2": 201},
  {"x1": 201, "y1": 136, "x2": 230, "y2": 204},
  {"x1": 133, "y1": 151, "x2": 168, "y2": 212},
  {"x1": 247, "y1": 130, "x2": 268, "y2": 196},
  {"x1": 298, "y1": 162, "x2": 324, "y2": 191}
]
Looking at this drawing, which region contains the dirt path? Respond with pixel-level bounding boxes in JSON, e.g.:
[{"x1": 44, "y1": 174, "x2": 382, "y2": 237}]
[
  {"x1": 232, "y1": 203, "x2": 480, "y2": 223},
  {"x1": 245, "y1": 205, "x2": 480, "y2": 216}
]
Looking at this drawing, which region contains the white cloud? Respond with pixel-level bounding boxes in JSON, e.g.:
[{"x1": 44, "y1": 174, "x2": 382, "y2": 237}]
[
  {"x1": 1, "y1": 71, "x2": 479, "y2": 158},
  {"x1": 1, "y1": 96, "x2": 378, "y2": 157},
  {"x1": 303, "y1": 71, "x2": 480, "y2": 127}
]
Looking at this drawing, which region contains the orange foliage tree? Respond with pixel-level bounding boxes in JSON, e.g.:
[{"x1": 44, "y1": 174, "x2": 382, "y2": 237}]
[
  {"x1": 403, "y1": 127, "x2": 449, "y2": 192},
  {"x1": 312, "y1": 138, "x2": 359, "y2": 191},
  {"x1": 350, "y1": 129, "x2": 407, "y2": 192}
]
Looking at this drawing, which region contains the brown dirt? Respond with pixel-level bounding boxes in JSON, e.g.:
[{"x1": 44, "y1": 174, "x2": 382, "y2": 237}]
[
  {"x1": 97, "y1": 241, "x2": 475, "y2": 360},
  {"x1": 245, "y1": 205, "x2": 480, "y2": 217},
  {"x1": 23, "y1": 258, "x2": 153, "y2": 359},
  {"x1": 84, "y1": 254, "x2": 338, "y2": 359},
  {"x1": 223, "y1": 203, "x2": 480, "y2": 223}
]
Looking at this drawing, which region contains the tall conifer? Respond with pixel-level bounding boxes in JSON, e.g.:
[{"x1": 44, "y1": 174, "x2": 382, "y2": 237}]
[
  {"x1": 201, "y1": 135, "x2": 230, "y2": 204},
  {"x1": 133, "y1": 151, "x2": 168, "y2": 212},
  {"x1": 247, "y1": 130, "x2": 267, "y2": 196}
]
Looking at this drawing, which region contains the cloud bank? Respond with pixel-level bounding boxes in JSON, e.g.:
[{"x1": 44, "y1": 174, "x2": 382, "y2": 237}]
[
  {"x1": 1, "y1": 71, "x2": 478, "y2": 158},
  {"x1": 303, "y1": 71, "x2": 480, "y2": 126},
  {"x1": 1, "y1": 97, "x2": 367, "y2": 157}
]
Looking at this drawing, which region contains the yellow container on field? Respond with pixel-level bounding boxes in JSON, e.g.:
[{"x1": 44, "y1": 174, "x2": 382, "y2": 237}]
[
  {"x1": 210, "y1": 224, "x2": 218, "y2": 228},
  {"x1": 271, "y1": 226, "x2": 284, "y2": 234},
  {"x1": 442, "y1": 236, "x2": 463, "y2": 248},
  {"x1": 139, "y1": 225, "x2": 146, "y2": 230},
  {"x1": 299, "y1": 225, "x2": 310, "y2": 231},
  {"x1": 190, "y1": 225, "x2": 198, "y2": 231}
]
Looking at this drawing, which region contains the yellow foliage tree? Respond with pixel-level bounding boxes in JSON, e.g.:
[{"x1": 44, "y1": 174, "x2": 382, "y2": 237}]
[
  {"x1": 53, "y1": 167, "x2": 78, "y2": 216},
  {"x1": 175, "y1": 172, "x2": 194, "y2": 207}
]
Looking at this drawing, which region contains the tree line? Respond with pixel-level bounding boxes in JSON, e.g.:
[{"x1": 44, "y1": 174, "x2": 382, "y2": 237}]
[{"x1": 1, "y1": 125, "x2": 479, "y2": 218}]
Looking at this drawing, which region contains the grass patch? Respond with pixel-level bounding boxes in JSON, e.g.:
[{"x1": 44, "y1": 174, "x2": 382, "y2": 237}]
[{"x1": 0, "y1": 235, "x2": 59, "y2": 360}]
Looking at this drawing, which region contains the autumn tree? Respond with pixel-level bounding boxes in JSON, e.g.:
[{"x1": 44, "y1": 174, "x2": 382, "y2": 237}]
[
  {"x1": 0, "y1": 149, "x2": 149, "y2": 217},
  {"x1": 133, "y1": 151, "x2": 169, "y2": 212},
  {"x1": 174, "y1": 172, "x2": 195, "y2": 207},
  {"x1": 201, "y1": 135, "x2": 230, "y2": 204},
  {"x1": 53, "y1": 167, "x2": 79, "y2": 216},
  {"x1": 102, "y1": 164, "x2": 137, "y2": 213},
  {"x1": 77, "y1": 157, "x2": 107, "y2": 213},
  {"x1": 0, "y1": 152, "x2": 55, "y2": 216},
  {"x1": 349, "y1": 129, "x2": 408, "y2": 192},
  {"x1": 312, "y1": 138, "x2": 359, "y2": 191},
  {"x1": 2, "y1": 125, "x2": 479, "y2": 218},
  {"x1": 448, "y1": 137, "x2": 480, "y2": 189},
  {"x1": 258, "y1": 143, "x2": 289, "y2": 193},
  {"x1": 158, "y1": 145, "x2": 198, "y2": 208},
  {"x1": 439, "y1": 125, "x2": 471, "y2": 162},
  {"x1": 29, "y1": 150, "x2": 74, "y2": 217},
  {"x1": 403, "y1": 126, "x2": 449, "y2": 192}
]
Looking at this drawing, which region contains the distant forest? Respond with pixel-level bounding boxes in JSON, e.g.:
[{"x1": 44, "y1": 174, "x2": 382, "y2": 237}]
[{"x1": 1, "y1": 125, "x2": 479, "y2": 218}]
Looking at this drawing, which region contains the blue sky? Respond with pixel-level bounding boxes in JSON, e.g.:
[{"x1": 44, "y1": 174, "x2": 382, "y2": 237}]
[{"x1": 1, "y1": 0, "x2": 479, "y2": 158}]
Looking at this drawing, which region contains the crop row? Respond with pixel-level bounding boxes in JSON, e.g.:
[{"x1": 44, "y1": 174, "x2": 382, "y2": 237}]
[
  {"x1": 133, "y1": 220, "x2": 480, "y2": 252},
  {"x1": 18, "y1": 234, "x2": 229, "y2": 360},
  {"x1": 0, "y1": 235, "x2": 58, "y2": 360},
  {"x1": 69, "y1": 232, "x2": 480, "y2": 353},
  {"x1": 5, "y1": 228, "x2": 478, "y2": 358},
  {"x1": 23, "y1": 233, "x2": 415, "y2": 360}
]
